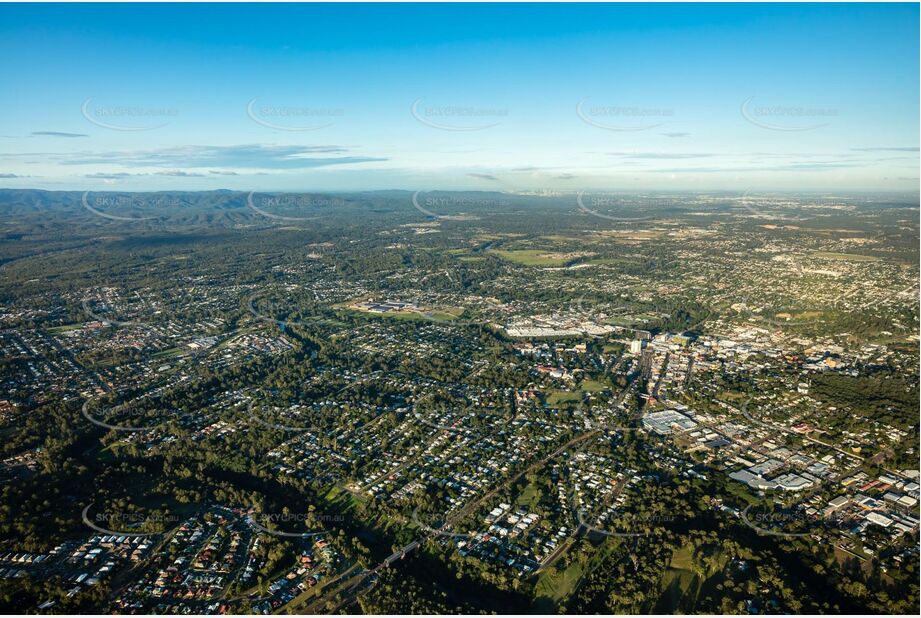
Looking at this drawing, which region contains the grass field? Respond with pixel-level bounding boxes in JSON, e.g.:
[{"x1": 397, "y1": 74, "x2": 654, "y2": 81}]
[
  {"x1": 545, "y1": 383, "x2": 610, "y2": 406},
  {"x1": 534, "y1": 558, "x2": 584, "y2": 605},
  {"x1": 487, "y1": 249, "x2": 569, "y2": 267},
  {"x1": 654, "y1": 567, "x2": 699, "y2": 613},
  {"x1": 539, "y1": 235, "x2": 582, "y2": 242},
  {"x1": 47, "y1": 324, "x2": 83, "y2": 334},
  {"x1": 669, "y1": 545, "x2": 697, "y2": 570},
  {"x1": 546, "y1": 390, "x2": 582, "y2": 407},
  {"x1": 151, "y1": 346, "x2": 185, "y2": 359},
  {"x1": 417, "y1": 308, "x2": 465, "y2": 322},
  {"x1": 579, "y1": 379, "x2": 610, "y2": 392},
  {"x1": 652, "y1": 546, "x2": 702, "y2": 613},
  {"x1": 585, "y1": 257, "x2": 641, "y2": 266},
  {"x1": 812, "y1": 251, "x2": 881, "y2": 262},
  {"x1": 605, "y1": 316, "x2": 643, "y2": 327},
  {"x1": 534, "y1": 539, "x2": 625, "y2": 610},
  {"x1": 516, "y1": 482, "x2": 543, "y2": 508},
  {"x1": 767, "y1": 310, "x2": 827, "y2": 324},
  {"x1": 338, "y1": 305, "x2": 463, "y2": 323}
]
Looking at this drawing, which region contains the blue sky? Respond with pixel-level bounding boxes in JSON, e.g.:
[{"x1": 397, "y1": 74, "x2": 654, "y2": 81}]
[{"x1": 0, "y1": 2, "x2": 918, "y2": 192}]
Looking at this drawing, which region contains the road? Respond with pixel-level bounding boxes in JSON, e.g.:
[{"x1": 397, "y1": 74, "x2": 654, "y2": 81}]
[
  {"x1": 310, "y1": 429, "x2": 604, "y2": 612},
  {"x1": 298, "y1": 362, "x2": 646, "y2": 612},
  {"x1": 736, "y1": 398, "x2": 864, "y2": 463}
]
